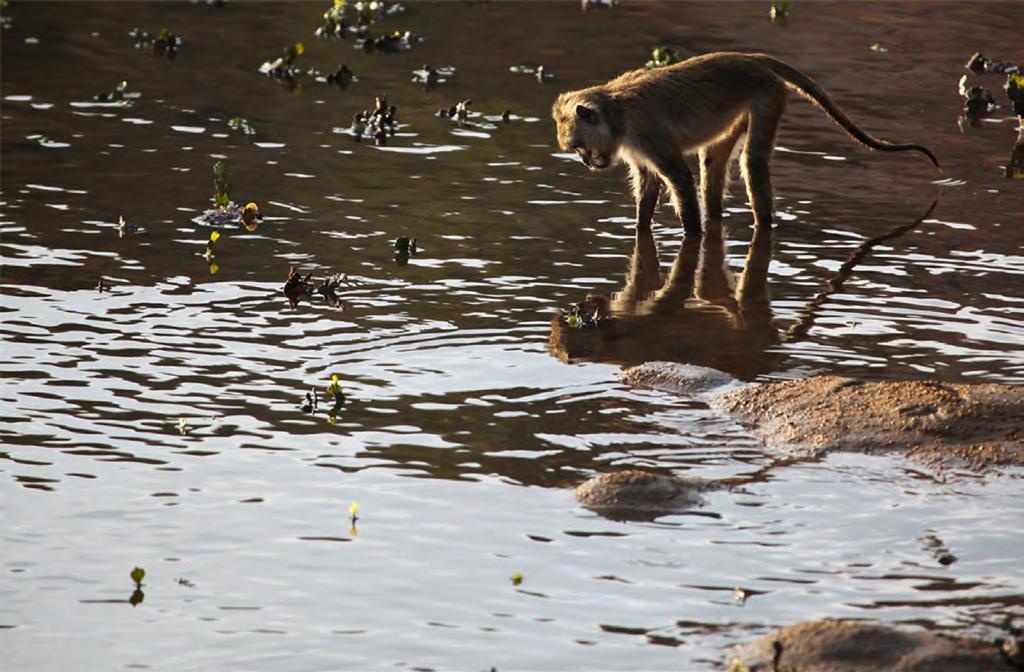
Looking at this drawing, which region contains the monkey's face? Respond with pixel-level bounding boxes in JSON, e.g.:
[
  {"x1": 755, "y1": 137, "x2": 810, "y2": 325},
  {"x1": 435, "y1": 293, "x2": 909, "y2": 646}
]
[{"x1": 553, "y1": 98, "x2": 617, "y2": 171}]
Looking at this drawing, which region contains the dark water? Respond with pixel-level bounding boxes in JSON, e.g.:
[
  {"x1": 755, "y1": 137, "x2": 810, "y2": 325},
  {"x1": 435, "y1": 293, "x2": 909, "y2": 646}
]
[{"x1": 2, "y1": 2, "x2": 1022, "y2": 669}]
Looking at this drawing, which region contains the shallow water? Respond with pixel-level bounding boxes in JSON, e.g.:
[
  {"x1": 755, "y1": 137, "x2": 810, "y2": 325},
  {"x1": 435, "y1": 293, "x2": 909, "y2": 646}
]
[{"x1": 2, "y1": 1, "x2": 1022, "y2": 669}]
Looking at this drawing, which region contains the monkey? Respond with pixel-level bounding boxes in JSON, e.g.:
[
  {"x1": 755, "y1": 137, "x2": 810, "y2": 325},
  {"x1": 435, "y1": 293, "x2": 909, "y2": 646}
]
[{"x1": 552, "y1": 52, "x2": 940, "y2": 237}]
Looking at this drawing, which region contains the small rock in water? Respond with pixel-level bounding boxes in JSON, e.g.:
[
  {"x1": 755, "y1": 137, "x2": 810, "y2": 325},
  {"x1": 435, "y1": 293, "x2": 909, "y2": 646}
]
[
  {"x1": 576, "y1": 470, "x2": 711, "y2": 521},
  {"x1": 619, "y1": 361, "x2": 738, "y2": 396}
]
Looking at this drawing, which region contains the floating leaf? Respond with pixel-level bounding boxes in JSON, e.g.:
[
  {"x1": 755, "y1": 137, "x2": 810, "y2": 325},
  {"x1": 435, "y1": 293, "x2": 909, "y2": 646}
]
[
  {"x1": 511, "y1": 572, "x2": 523, "y2": 586},
  {"x1": 209, "y1": 230, "x2": 221, "y2": 243},
  {"x1": 130, "y1": 566, "x2": 146, "y2": 585}
]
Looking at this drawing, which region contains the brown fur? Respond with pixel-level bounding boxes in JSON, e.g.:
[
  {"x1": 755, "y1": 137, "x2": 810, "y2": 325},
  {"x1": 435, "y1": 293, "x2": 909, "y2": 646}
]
[{"x1": 552, "y1": 52, "x2": 940, "y2": 236}]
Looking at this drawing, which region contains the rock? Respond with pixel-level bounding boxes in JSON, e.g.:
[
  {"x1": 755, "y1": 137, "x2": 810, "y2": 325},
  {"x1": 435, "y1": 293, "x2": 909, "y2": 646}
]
[
  {"x1": 729, "y1": 619, "x2": 1018, "y2": 671},
  {"x1": 620, "y1": 361, "x2": 738, "y2": 397},
  {"x1": 710, "y1": 376, "x2": 1024, "y2": 470},
  {"x1": 576, "y1": 470, "x2": 711, "y2": 521}
]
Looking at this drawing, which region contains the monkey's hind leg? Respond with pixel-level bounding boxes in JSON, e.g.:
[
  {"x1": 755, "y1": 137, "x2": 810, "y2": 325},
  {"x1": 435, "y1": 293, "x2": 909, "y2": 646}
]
[
  {"x1": 630, "y1": 165, "x2": 662, "y2": 232},
  {"x1": 654, "y1": 156, "x2": 703, "y2": 238},
  {"x1": 699, "y1": 118, "x2": 748, "y2": 223},
  {"x1": 741, "y1": 96, "x2": 785, "y2": 229}
]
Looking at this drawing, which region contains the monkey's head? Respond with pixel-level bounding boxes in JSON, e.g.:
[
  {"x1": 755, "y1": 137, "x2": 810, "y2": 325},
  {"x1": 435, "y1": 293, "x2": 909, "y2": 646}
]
[{"x1": 552, "y1": 92, "x2": 621, "y2": 171}]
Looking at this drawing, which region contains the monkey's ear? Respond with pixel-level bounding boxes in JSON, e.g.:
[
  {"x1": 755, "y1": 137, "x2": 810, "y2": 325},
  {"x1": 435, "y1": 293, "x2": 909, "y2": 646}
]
[{"x1": 576, "y1": 104, "x2": 598, "y2": 124}]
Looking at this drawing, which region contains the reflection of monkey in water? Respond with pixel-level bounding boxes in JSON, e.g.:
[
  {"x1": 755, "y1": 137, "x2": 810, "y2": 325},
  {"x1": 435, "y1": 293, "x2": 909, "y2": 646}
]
[
  {"x1": 550, "y1": 221, "x2": 780, "y2": 380},
  {"x1": 550, "y1": 200, "x2": 939, "y2": 380},
  {"x1": 552, "y1": 52, "x2": 940, "y2": 236}
]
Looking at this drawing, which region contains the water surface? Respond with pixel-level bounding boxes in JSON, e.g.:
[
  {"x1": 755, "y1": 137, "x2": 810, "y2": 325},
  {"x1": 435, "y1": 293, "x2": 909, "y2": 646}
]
[{"x1": 2, "y1": 2, "x2": 1022, "y2": 669}]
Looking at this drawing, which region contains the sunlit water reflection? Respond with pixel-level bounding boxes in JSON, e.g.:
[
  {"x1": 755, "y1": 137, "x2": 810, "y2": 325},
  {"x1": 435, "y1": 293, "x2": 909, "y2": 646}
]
[{"x1": 2, "y1": 1, "x2": 1022, "y2": 669}]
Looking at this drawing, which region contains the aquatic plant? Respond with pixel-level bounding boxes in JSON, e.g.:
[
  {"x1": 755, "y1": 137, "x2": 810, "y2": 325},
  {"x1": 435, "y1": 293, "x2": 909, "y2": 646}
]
[
  {"x1": 130, "y1": 566, "x2": 145, "y2": 586},
  {"x1": 228, "y1": 116, "x2": 255, "y2": 136},
  {"x1": 93, "y1": 80, "x2": 133, "y2": 103},
  {"x1": 282, "y1": 266, "x2": 348, "y2": 309},
  {"x1": 259, "y1": 42, "x2": 305, "y2": 81},
  {"x1": 645, "y1": 47, "x2": 680, "y2": 69},
  {"x1": 965, "y1": 52, "x2": 1019, "y2": 75},
  {"x1": 117, "y1": 215, "x2": 139, "y2": 238},
  {"x1": 356, "y1": 29, "x2": 420, "y2": 54},
  {"x1": 129, "y1": 27, "x2": 181, "y2": 57},
  {"x1": 212, "y1": 161, "x2": 230, "y2": 209},
  {"x1": 348, "y1": 94, "x2": 397, "y2": 144},
  {"x1": 959, "y1": 75, "x2": 997, "y2": 118},
  {"x1": 770, "y1": 0, "x2": 789, "y2": 22},
  {"x1": 1006, "y1": 73, "x2": 1024, "y2": 117},
  {"x1": 203, "y1": 230, "x2": 221, "y2": 263}
]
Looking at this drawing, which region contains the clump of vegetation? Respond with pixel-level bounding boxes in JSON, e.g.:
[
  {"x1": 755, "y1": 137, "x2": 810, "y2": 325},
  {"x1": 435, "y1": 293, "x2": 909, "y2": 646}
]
[
  {"x1": 965, "y1": 52, "x2": 1019, "y2": 75},
  {"x1": 509, "y1": 64, "x2": 553, "y2": 82},
  {"x1": 129, "y1": 27, "x2": 182, "y2": 57},
  {"x1": 959, "y1": 74, "x2": 997, "y2": 118},
  {"x1": 282, "y1": 266, "x2": 348, "y2": 309},
  {"x1": 93, "y1": 80, "x2": 139, "y2": 103},
  {"x1": 437, "y1": 99, "x2": 472, "y2": 124},
  {"x1": 301, "y1": 388, "x2": 319, "y2": 413},
  {"x1": 645, "y1": 47, "x2": 681, "y2": 69},
  {"x1": 324, "y1": 63, "x2": 355, "y2": 87},
  {"x1": 349, "y1": 94, "x2": 398, "y2": 144},
  {"x1": 228, "y1": 116, "x2": 255, "y2": 136},
  {"x1": 393, "y1": 236, "x2": 418, "y2": 265},
  {"x1": 412, "y1": 64, "x2": 455, "y2": 91},
  {"x1": 316, "y1": 0, "x2": 405, "y2": 38},
  {"x1": 356, "y1": 28, "x2": 420, "y2": 53},
  {"x1": 259, "y1": 42, "x2": 305, "y2": 81},
  {"x1": 563, "y1": 295, "x2": 609, "y2": 329},
  {"x1": 316, "y1": 0, "x2": 351, "y2": 38}
]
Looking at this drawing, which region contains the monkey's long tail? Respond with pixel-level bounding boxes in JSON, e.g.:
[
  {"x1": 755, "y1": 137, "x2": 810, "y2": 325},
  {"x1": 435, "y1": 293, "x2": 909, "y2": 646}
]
[{"x1": 762, "y1": 56, "x2": 942, "y2": 171}]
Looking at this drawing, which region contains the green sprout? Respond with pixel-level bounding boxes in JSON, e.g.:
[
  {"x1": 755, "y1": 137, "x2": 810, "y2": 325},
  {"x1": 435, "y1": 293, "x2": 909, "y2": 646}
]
[{"x1": 213, "y1": 160, "x2": 230, "y2": 209}]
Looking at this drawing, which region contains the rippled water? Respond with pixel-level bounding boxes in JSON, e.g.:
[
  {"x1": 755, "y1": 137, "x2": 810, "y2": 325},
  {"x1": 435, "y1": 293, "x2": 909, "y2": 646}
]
[{"x1": 2, "y1": 2, "x2": 1022, "y2": 669}]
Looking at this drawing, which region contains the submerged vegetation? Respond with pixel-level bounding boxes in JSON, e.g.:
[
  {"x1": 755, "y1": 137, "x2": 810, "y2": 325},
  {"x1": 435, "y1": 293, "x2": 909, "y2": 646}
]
[{"x1": 128, "y1": 27, "x2": 181, "y2": 57}]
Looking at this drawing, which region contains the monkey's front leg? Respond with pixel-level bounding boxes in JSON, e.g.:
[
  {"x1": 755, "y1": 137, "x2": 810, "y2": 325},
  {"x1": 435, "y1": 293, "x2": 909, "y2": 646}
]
[
  {"x1": 631, "y1": 166, "x2": 662, "y2": 231},
  {"x1": 655, "y1": 157, "x2": 703, "y2": 237}
]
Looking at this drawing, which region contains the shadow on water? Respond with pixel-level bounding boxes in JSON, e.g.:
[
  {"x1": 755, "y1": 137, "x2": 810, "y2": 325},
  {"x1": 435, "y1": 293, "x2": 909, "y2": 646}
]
[{"x1": 550, "y1": 197, "x2": 941, "y2": 381}]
